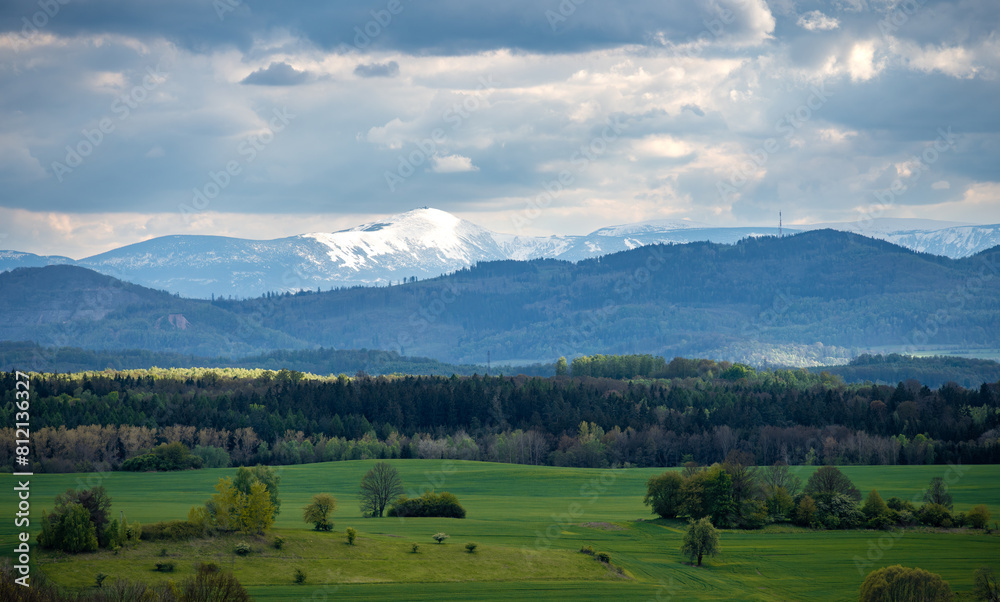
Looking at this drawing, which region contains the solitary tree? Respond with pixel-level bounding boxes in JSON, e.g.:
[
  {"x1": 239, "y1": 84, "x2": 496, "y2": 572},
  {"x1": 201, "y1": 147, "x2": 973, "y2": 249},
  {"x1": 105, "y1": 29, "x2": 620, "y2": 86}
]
[
  {"x1": 859, "y1": 565, "x2": 953, "y2": 601},
  {"x1": 359, "y1": 462, "x2": 404, "y2": 518},
  {"x1": 302, "y1": 494, "x2": 337, "y2": 531},
  {"x1": 680, "y1": 517, "x2": 719, "y2": 567},
  {"x1": 923, "y1": 477, "x2": 953, "y2": 510}
]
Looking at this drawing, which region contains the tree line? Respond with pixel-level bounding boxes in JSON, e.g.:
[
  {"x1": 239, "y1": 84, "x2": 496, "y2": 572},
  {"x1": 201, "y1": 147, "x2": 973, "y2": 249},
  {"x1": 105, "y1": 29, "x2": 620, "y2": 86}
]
[{"x1": 1, "y1": 362, "x2": 999, "y2": 473}]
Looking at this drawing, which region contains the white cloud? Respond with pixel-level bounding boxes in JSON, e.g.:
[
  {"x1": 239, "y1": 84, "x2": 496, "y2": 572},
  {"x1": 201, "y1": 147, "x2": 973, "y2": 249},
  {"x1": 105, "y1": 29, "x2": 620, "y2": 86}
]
[
  {"x1": 431, "y1": 154, "x2": 478, "y2": 173},
  {"x1": 797, "y1": 11, "x2": 840, "y2": 31},
  {"x1": 848, "y1": 40, "x2": 881, "y2": 81}
]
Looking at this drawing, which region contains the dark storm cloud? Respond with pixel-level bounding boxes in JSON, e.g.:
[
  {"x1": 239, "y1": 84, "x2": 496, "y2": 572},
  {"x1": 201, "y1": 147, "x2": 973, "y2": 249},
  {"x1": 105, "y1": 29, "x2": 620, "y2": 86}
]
[
  {"x1": 354, "y1": 61, "x2": 399, "y2": 78},
  {"x1": 241, "y1": 61, "x2": 310, "y2": 85}
]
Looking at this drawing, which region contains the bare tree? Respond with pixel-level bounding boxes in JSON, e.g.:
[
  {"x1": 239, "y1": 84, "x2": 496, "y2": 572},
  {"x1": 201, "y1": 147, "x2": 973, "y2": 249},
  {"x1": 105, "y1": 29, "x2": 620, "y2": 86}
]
[{"x1": 359, "y1": 462, "x2": 404, "y2": 518}]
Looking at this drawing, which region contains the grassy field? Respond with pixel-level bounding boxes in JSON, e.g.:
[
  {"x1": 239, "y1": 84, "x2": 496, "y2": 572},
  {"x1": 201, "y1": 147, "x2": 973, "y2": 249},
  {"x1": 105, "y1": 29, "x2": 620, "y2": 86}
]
[{"x1": 3, "y1": 461, "x2": 999, "y2": 600}]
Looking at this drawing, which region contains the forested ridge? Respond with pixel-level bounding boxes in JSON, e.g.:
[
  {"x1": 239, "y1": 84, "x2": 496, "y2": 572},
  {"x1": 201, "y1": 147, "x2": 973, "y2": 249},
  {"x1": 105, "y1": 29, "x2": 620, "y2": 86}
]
[
  {"x1": 3, "y1": 230, "x2": 999, "y2": 366},
  {"x1": 3, "y1": 357, "x2": 999, "y2": 474}
]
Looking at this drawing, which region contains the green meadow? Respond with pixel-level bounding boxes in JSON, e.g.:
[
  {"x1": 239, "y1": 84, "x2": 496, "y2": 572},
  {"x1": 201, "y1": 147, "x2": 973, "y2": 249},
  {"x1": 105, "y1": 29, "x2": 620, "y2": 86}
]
[{"x1": 3, "y1": 461, "x2": 999, "y2": 600}]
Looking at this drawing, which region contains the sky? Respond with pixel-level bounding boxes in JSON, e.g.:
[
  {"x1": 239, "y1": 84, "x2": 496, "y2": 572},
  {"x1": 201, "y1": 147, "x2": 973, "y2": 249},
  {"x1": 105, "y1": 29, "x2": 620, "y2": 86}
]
[{"x1": 1, "y1": 0, "x2": 998, "y2": 258}]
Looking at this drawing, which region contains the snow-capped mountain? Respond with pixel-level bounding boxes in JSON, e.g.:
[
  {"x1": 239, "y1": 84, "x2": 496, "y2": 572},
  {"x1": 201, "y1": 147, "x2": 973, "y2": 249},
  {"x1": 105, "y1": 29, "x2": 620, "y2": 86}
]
[{"x1": 2, "y1": 209, "x2": 998, "y2": 299}]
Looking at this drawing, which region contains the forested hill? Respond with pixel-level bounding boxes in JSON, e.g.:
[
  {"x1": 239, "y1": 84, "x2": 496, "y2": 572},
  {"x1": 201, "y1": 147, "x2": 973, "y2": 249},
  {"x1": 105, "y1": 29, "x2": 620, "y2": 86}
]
[
  {"x1": 224, "y1": 229, "x2": 999, "y2": 363},
  {"x1": 2, "y1": 231, "x2": 999, "y2": 366}
]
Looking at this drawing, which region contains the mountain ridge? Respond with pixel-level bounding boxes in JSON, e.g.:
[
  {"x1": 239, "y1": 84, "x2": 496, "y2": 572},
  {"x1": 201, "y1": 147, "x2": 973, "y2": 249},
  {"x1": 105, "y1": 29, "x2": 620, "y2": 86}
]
[{"x1": 2, "y1": 208, "x2": 999, "y2": 299}]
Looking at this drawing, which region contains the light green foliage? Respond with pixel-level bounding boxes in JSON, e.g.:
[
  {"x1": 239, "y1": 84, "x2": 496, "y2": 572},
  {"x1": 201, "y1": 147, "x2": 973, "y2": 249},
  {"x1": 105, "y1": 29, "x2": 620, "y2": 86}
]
[
  {"x1": 239, "y1": 481, "x2": 276, "y2": 535},
  {"x1": 859, "y1": 565, "x2": 953, "y2": 602},
  {"x1": 967, "y1": 505, "x2": 991, "y2": 529},
  {"x1": 433, "y1": 533, "x2": 449, "y2": 544},
  {"x1": 346, "y1": 527, "x2": 357, "y2": 545},
  {"x1": 680, "y1": 517, "x2": 719, "y2": 567},
  {"x1": 234, "y1": 465, "x2": 281, "y2": 518},
  {"x1": 302, "y1": 493, "x2": 337, "y2": 531}
]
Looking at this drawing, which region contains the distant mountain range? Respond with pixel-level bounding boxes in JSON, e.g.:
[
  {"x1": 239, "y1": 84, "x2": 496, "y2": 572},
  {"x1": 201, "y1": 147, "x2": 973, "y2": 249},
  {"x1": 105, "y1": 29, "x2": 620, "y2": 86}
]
[
  {"x1": 2, "y1": 208, "x2": 998, "y2": 299},
  {"x1": 3, "y1": 230, "x2": 999, "y2": 367}
]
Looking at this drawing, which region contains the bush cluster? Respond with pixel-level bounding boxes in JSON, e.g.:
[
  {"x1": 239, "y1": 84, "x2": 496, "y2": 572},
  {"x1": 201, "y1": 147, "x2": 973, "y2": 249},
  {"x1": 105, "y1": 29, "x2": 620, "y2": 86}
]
[{"x1": 387, "y1": 492, "x2": 466, "y2": 519}]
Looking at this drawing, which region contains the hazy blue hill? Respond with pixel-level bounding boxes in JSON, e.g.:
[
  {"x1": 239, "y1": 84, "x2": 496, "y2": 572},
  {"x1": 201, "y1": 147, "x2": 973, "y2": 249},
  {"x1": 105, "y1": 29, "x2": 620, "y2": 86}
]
[{"x1": 2, "y1": 232, "x2": 998, "y2": 365}]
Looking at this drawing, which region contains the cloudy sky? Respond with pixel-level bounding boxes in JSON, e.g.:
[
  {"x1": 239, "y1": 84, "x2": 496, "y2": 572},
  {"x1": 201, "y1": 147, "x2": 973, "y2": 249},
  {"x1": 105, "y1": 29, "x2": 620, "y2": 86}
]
[{"x1": 1, "y1": 0, "x2": 998, "y2": 258}]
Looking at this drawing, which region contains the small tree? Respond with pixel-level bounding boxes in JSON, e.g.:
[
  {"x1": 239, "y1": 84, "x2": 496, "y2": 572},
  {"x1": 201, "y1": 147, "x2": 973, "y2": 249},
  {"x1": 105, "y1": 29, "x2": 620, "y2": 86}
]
[
  {"x1": 804, "y1": 466, "x2": 861, "y2": 504},
  {"x1": 644, "y1": 472, "x2": 685, "y2": 519},
  {"x1": 968, "y1": 505, "x2": 991, "y2": 530},
  {"x1": 680, "y1": 517, "x2": 719, "y2": 567},
  {"x1": 862, "y1": 489, "x2": 892, "y2": 528},
  {"x1": 923, "y1": 477, "x2": 953, "y2": 510},
  {"x1": 859, "y1": 565, "x2": 953, "y2": 601},
  {"x1": 302, "y1": 494, "x2": 337, "y2": 531},
  {"x1": 359, "y1": 462, "x2": 404, "y2": 518},
  {"x1": 465, "y1": 542, "x2": 478, "y2": 553},
  {"x1": 974, "y1": 567, "x2": 999, "y2": 602},
  {"x1": 432, "y1": 533, "x2": 449, "y2": 544},
  {"x1": 239, "y1": 481, "x2": 276, "y2": 535},
  {"x1": 346, "y1": 528, "x2": 357, "y2": 545},
  {"x1": 793, "y1": 495, "x2": 818, "y2": 527}
]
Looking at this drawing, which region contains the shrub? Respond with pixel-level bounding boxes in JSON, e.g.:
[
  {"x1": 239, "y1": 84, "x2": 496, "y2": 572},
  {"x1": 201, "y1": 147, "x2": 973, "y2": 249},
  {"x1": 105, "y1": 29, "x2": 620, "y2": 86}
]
[
  {"x1": 411, "y1": 543, "x2": 420, "y2": 553},
  {"x1": 196, "y1": 562, "x2": 220, "y2": 574},
  {"x1": 859, "y1": 565, "x2": 953, "y2": 601},
  {"x1": 294, "y1": 569, "x2": 306, "y2": 584},
  {"x1": 95, "y1": 573, "x2": 107, "y2": 588},
  {"x1": 273, "y1": 536, "x2": 285, "y2": 550},
  {"x1": 432, "y1": 533, "x2": 449, "y2": 544},
  {"x1": 595, "y1": 552, "x2": 611, "y2": 564},
  {"x1": 346, "y1": 528, "x2": 357, "y2": 545},
  {"x1": 154, "y1": 562, "x2": 175, "y2": 573},
  {"x1": 465, "y1": 542, "x2": 478, "y2": 553},
  {"x1": 234, "y1": 542, "x2": 252, "y2": 556},
  {"x1": 580, "y1": 546, "x2": 595, "y2": 555},
  {"x1": 182, "y1": 566, "x2": 252, "y2": 602},
  {"x1": 37, "y1": 504, "x2": 98, "y2": 554},
  {"x1": 968, "y1": 505, "x2": 991, "y2": 529},
  {"x1": 388, "y1": 492, "x2": 466, "y2": 519},
  {"x1": 918, "y1": 503, "x2": 952, "y2": 528},
  {"x1": 140, "y1": 520, "x2": 204, "y2": 542},
  {"x1": 887, "y1": 497, "x2": 916, "y2": 513}
]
